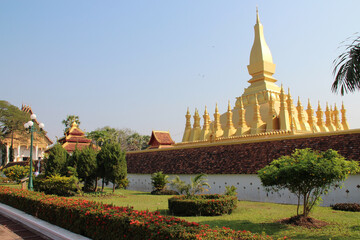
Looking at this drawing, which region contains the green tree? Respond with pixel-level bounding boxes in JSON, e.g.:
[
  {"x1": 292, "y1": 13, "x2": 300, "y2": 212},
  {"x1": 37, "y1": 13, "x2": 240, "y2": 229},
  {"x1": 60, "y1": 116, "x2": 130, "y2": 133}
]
[
  {"x1": 151, "y1": 171, "x2": 169, "y2": 191},
  {"x1": 0, "y1": 101, "x2": 29, "y2": 162},
  {"x1": 62, "y1": 115, "x2": 80, "y2": 132},
  {"x1": 332, "y1": 36, "x2": 360, "y2": 95},
  {"x1": 170, "y1": 173, "x2": 211, "y2": 198},
  {"x1": 258, "y1": 148, "x2": 360, "y2": 217},
  {"x1": 126, "y1": 132, "x2": 150, "y2": 151},
  {"x1": 44, "y1": 143, "x2": 68, "y2": 176},
  {"x1": 87, "y1": 126, "x2": 119, "y2": 147},
  {"x1": 77, "y1": 147, "x2": 98, "y2": 192},
  {"x1": 97, "y1": 142, "x2": 127, "y2": 192}
]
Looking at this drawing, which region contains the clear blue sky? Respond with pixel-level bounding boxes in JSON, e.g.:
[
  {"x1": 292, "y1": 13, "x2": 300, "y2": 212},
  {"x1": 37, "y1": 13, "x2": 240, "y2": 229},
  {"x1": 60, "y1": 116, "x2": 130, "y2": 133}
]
[{"x1": 1, "y1": 0, "x2": 360, "y2": 142}]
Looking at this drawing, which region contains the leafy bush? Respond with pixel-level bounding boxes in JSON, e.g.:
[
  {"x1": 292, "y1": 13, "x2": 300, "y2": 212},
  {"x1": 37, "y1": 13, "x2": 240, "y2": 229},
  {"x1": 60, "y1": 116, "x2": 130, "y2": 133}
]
[
  {"x1": 44, "y1": 143, "x2": 68, "y2": 176},
  {"x1": 170, "y1": 173, "x2": 211, "y2": 198},
  {"x1": 224, "y1": 185, "x2": 237, "y2": 196},
  {"x1": 0, "y1": 186, "x2": 277, "y2": 240},
  {"x1": 168, "y1": 194, "x2": 238, "y2": 216},
  {"x1": 332, "y1": 203, "x2": 360, "y2": 212},
  {"x1": 3, "y1": 165, "x2": 31, "y2": 183},
  {"x1": 151, "y1": 171, "x2": 169, "y2": 191},
  {"x1": 33, "y1": 174, "x2": 79, "y2": 196}
]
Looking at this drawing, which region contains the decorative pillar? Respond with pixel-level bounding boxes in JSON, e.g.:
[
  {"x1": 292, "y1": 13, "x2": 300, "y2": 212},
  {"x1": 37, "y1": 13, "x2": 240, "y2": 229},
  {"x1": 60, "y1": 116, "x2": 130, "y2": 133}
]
[
  {"x1": 306, "y1": 99, "x2": 320, "y2": 133},
  {"x1": 333, "y1": 104, "x2": 343, "y2": 130},
  {"x1": 223, "y1": 101, "x2": 236, "y2": 137},
  {"x1": 213, "y1": 103, "x2": 223, "y2": 137},
  {"x1": 296, "y1": 97, "x2": 311, "y2": 132},
  {"x1": 200, "y1": 106, "x2": 211, "y2": 140},
  {"x1": 279, "y1": 85, "x2": 290, "y2": 131},
  {"x1": 182, "y1": 108, "x2": 192, "y2": 142},
  {"x1": 189, "y1": 109, "x2": 201, "y2": 141},
  {"x1": 251, "y1": 94, "x2": 264, "y2": 134},
  {"x1": 325, "y1": 103, "x2": 336, "y2": 132},
  {"x1": 341, "y1": 102, "x2": 350, "y2": 130},
  {"x1": 236, "y1": 97, "x2": 249, "y2": 136},
  {"x1": 316, "y1": 102, "x2": 328, "y2": 132},
  {"x1": 6, "y1": 144, "x2": 9, "y2": 165}
]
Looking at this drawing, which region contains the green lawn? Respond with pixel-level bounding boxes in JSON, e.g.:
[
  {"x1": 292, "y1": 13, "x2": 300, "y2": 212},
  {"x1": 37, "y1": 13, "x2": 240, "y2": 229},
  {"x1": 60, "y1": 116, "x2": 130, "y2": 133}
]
[{"x1": 77, "y1": 188, "x2": 360, "y2": 240}]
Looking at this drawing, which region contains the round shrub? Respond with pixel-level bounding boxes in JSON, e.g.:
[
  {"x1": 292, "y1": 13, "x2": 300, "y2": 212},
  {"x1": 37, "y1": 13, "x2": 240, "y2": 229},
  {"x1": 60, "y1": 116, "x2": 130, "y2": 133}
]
[
  {"x1": 332, "y1": 203, "x2": 360, "y2": 212},
  {"x1": 168, "y1": 194, "x2": 238, "y2": 216},
  {"x1": 34, "y1": 174, "x2": 79, "y2": 196}
]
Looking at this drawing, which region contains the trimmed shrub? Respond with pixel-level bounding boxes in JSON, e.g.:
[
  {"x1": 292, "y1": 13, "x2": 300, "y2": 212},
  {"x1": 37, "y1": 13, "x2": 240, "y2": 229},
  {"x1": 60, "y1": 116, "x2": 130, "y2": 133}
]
[
  {"x1": 0, "y1": 186, "x2": 277, "y2": 240},
  {"x1": 33, "y1": 174, "x2": 79, "y2": 196},
  {"x1": 168, "y1": 194, "x2": 238, "y2": 216},
  {"x1": 332, "y1": 203, "x2": 360, "y2": 212},
  {"x1": 3, "y1": 165, "x2": 30, "y2": 183}
]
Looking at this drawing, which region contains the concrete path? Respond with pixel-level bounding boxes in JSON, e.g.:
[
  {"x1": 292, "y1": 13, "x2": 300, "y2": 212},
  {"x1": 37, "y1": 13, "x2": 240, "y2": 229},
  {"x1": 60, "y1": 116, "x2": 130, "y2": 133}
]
[
  {"x1": 0, "y1": 214, "x2": 48, "y2": 240},
  {"x1": 0, "y1": 203, "x2": 90, "y2": 240}
]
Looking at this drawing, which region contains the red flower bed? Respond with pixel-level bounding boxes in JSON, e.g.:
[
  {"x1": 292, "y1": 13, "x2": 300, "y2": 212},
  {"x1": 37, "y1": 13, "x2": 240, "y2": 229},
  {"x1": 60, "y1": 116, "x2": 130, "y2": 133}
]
[{"x1": 0, "y1": 186, "x2": 282, "y2": 240}]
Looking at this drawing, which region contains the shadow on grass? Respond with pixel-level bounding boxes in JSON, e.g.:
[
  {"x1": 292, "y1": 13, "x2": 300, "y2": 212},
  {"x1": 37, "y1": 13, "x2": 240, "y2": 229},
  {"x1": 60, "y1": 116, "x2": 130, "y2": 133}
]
[
  {"x1": 131, "y1": 192, "x2": 152, "y2": 196},
  {"x1": 198, "y1": 219, "x2": 287, "y2": 236},
  {"x1": 291, "y1": 233, "x2": 349, "y2": 240}
]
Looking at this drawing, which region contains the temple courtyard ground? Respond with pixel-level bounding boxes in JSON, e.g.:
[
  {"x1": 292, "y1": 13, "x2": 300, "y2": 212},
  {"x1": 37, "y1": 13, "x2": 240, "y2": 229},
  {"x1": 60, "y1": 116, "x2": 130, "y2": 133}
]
[{"x1": 2, "y1": 185, "x2": 359, "y2": 240}]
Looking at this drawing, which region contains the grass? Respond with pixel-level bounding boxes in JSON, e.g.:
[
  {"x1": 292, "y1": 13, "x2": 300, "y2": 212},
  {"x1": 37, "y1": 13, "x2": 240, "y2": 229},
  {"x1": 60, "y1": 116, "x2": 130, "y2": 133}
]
[
  {"x1": 77, "y1": 188, "x2": 360, "y2": 240},
  {"x1": 3, "y1": 184, "x2": 360, "y2": 239}
]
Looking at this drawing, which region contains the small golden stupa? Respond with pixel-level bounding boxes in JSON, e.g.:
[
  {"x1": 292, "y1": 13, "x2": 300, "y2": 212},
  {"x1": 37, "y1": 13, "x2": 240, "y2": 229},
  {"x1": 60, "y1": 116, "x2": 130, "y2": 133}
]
[{"x1": 181, "y1": 9, "x2": 349, "y2": 144}]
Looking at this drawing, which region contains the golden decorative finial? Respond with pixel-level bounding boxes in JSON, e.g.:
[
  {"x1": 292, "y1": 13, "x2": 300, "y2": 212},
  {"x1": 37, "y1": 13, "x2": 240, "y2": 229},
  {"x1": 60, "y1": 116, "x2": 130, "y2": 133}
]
[
  {"x1": 186, "y1": 107, "x2": 190, "y2": 114},
  {"x1": 228, "y1": 100, "x2": 231, "y2": 111},
  {"x1": 215, "y1": 103, "x2": 219, "y2": 113},
  {"x1": 307, "y1": 99, "x2": 312, "y2": 109},
  {"x1": 297, "y1": 96, "x2": 302, "y2": 106},
  {"x1": 256, "y1": 6, "x2": 260, "y2": 23},
  {"x1": 317, "y1": 101, "x2": 321, "y2": 111},
  {"x1": 204, "y1": 106, "x2": 208, "y2": 115}
]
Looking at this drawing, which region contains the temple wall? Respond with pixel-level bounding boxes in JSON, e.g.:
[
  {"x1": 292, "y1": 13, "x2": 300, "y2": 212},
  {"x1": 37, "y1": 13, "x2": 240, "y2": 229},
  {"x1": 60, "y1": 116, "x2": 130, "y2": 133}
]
[
  {"x1": 127, "y1": 174, "x2": 360, "y2": 207},
  {"x1": 126, "y1": 130, "x2": 360, "y2": 206}
]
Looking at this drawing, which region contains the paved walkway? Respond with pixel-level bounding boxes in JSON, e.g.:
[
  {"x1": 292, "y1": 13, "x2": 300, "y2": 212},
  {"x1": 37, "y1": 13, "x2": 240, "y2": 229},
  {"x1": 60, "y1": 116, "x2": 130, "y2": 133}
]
[{"x1": 0, "y1": 214, "x2": 48, "y2": 240}]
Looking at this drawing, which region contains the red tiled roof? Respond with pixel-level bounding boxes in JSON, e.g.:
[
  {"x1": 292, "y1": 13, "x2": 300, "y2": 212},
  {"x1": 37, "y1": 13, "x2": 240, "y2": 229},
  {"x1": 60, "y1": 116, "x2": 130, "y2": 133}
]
[
  {"x1": 148, "y1": 131, "x2": 175, "y2": 149},
  {"x1": 66, "y1": 136, "x2": 92, "y2": 143},
  {"x1": 62, "y1": 143, "x2": 98, "y2": 153},
  {"x1": 67, "y1": 128, "x2": 84, "y2": 136}
]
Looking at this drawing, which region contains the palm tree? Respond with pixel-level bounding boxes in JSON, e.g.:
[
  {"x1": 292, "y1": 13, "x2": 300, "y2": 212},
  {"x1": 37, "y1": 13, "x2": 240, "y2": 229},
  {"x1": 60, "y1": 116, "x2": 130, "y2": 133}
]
[{"x1": 332, "y1": 36, "x2": 360, "y2": 95}]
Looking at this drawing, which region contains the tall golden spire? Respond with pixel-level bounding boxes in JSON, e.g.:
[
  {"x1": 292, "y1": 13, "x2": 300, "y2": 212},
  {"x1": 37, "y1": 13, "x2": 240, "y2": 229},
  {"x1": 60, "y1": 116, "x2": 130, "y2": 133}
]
[
  {"x1": 224, "y1": 101, "x2": 236, "y2": 137},
  {"x1": 189, "y1": 108, "x2": 201, "y2": 141},
  {"x1": 316, "y1": 101, "x2": 328, "y2": 132},
  {"x1": 325, "y1": 103, "x2": 336, "y2": 132},
  {"x1": 182, "y1": 107, "x2": 192, "y2": 142},
  {"x1": 341, "y1": 102, "x2": 350, "y2": 130},
  {"x1": 213, "y1": 103, "x2": 223, "y2": 137},
  {"x1": 247, "y1": 8, "x2": 276, "y2": 84},
  {"x1": 236, "y1": 97, "x2": 249, "y2": 135},
  {"x1": 251, "y1": 95, "x2": 264, "y2": 134}
]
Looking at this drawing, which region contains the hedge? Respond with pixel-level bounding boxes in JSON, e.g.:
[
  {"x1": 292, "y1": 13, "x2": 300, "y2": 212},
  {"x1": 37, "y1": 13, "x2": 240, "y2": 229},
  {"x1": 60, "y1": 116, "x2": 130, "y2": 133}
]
[
  {"x1": 168, "y1": 194, "x2": 238, "y2": 216},
  {"x1": 332, "y1": 203, "x2": 360, "y2": 212},
  {"x1": 0, "y1": 186, "x2": 282, "y2": 240}
]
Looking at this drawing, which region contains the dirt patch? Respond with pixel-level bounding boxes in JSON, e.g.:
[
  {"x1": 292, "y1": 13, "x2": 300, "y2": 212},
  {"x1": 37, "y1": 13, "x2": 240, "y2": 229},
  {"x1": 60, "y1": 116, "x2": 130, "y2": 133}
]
[{"x1": 278, "y1": 215, "x2": 329, "y2": 229}]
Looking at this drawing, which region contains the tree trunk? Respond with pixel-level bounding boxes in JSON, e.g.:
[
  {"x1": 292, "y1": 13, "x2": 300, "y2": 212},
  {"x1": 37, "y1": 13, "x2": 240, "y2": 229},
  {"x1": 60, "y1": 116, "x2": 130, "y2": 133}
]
[
  {"x1": 102, "y1": 178, "x2": 105, "y2": 191},
  {"x1": 303, "y1": 193, "x2": 308, "y2": 217},
  {"x1": 94, "y1": 177, "x2": 98, "y2": 192},
  {"x1": 112, "y1": 180, "x2": 115, "y2": 193}
]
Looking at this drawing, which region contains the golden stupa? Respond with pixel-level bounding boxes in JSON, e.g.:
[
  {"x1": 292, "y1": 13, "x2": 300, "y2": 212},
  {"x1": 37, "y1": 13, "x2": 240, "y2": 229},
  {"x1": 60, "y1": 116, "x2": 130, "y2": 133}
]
[{"x1": 181, "y1": 9, "x2": 349, "y2": 144}]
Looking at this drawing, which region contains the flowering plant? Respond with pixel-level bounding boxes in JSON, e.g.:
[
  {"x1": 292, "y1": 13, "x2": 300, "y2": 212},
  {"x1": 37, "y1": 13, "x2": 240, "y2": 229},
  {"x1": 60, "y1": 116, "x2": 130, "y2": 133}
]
[{"x1": 0, "y1": 186, "x2": 286, "y2": 240}]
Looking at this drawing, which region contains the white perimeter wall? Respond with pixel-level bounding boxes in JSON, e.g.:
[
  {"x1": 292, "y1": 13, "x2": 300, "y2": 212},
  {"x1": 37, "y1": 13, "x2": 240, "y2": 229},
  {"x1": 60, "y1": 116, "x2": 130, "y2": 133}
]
[{"x1": 127, "y1": 174, "x2": 360, "y2": 207}]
